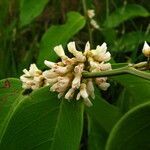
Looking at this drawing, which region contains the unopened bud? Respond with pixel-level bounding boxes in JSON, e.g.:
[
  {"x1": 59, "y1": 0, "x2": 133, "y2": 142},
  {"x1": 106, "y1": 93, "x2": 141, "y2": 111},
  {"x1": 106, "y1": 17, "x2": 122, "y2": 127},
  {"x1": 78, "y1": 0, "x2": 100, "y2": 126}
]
[
  {"x1": 90, "y1": 19, "x2": 100, "y2": 29},
  {"x1": 54, "y1": 45, "x2": 68, "y2": 59},
  {"x1": 142, "y1": 41, "x2": 150, "y2": 57},
  {"x1": 87, "y1": 9, "x2": 95, "y2": 19},
  {"x1": 67, "y1": 42, "x2": 86, "y2": 62}
]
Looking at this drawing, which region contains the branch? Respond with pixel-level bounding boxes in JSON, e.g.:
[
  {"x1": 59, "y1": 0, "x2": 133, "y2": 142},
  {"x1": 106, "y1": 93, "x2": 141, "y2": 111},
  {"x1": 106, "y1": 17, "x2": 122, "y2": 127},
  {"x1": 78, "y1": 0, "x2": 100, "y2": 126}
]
[{"x1": 82, "y1": 65, "x2": 150, "y2": 81}]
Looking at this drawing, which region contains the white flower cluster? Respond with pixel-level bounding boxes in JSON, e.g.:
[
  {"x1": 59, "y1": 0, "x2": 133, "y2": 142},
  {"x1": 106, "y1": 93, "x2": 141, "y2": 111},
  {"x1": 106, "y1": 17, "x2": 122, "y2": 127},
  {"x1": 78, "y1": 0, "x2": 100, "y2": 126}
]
[
  {"x1": 20, "y1": 42, "x2": 111, "y2": 106},
  {"x1": 20, "y1": 64, "x2": 45, "y2": 90},
  {"x1": 87, "y1": 9, "x2": 100, "y2": 29}
]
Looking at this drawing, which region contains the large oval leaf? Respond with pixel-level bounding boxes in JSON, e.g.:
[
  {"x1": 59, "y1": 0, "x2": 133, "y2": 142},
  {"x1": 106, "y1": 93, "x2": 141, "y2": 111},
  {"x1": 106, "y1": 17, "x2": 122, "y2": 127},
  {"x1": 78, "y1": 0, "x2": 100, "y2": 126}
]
[
  {"x1": 88, "y1": 118, "x2": 108, "y2": 150},
  {"x1": 20, "y1": 0, "x2": 49, "y2": 27},
  {"x1": 0, "y1": 79, "x2": 84, "y2": 150},
  {"x1": 112, "y1": 31, "x2": 150, "y2": 52},
  {"x1": 37, "y1": 12, "x2": 86, "y2": 68},
  {"x1": 113, "y1": 75, "x2": 150, "y2": 112},
  {"x1": 106, "y1": 102, "x2": 150, "y2": 150},
  {"x1": 0, "y1": 78, "x2": 23, "y2": 143},
  {"x1": 86, "y1": 87, "x2": 122, "y2": 132},
  {"x1": 104, "y1": 4, "x2": 149, "y2": 28}
]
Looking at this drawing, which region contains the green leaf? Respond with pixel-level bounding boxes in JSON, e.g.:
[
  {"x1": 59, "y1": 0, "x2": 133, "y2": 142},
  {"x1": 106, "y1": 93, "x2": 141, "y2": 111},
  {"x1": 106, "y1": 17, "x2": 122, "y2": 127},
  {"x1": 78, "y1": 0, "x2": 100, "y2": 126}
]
[
  {"x1": 106, "y1": 102, "x2": 150, "y2": 150},
  {"x1": 50, "y1": 99, "x2": 84, "y2": 150},
  {"x1": 86, "y1": 87, "x2": 122, "y2": 132},
  {"x1": 88, "y1": 118, "x2": 108, "y2": 150},
  {"x1": 37, "y1": 12, "x2": 86, "y2": 68},
  {"x1": 102, "y1": 28, "x2": 117, "y2": 45},
  {"x1": 113, "y1": 75, "x2": 150, "y2": 112},
  {"x1": 0, "y1": 78, "x2": 23, "y2": 143},
  {"x1": 104, "y1": 4, "x2": 149, "y2": 28},
  {"x1": 0, "y1": 83, "x2": 84, "y2": 150},
  {"x1": 20, "y1": 0, "x2": 49, "y2": 27},
  {"x1": 112, "y1": 31, "x2": 150, "y2": 52}
]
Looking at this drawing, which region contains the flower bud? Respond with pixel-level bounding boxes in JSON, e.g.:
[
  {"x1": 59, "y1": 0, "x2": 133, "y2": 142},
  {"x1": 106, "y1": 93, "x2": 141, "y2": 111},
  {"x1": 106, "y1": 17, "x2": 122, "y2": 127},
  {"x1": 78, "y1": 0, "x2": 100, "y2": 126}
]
[
  {"x1": 44, "y1": 60, "x2": 56, "y2": 68},
  {"x1": 43, "y1": 70, "x2": 59, "y2": 78},
  {"x1": 87, "y1": 9, "x2": 95, "y2": 19},
  {"x1": 99, "y1": 62, "x2": 112, "y2": 71},
  {"x1": 67, "y1": 42, "x2": 86, "y2": 62},
  {"x1": 80, "y1": 83, "x2": 92, "y2": 106},
  {"x1": 50, "y1": 76, "x2": 71, "y2": 93},
  {"x1": 53, "y1": 65, "x2": 73, "y2": 74},
  {"x1": 45, "y1": 78, "x2": 58, "y2": 86},
  {"x1": 95, "y1": 77, "x2": 110, "y2": 91},
  {"x1": 98, "y1": 82, "x2": 110, "y2": 91},
  {"x1": 90, "y1": 19, "x2": 99, "y2": 29},
  {"x1": 29, "y1": 64, "x2": 42, "y2": 76},
  {"x1": 65, "y1": 88, "x2": 75, "y2": 100},
  {"x1": 86, "y1": 79, "x2": 95, "y2": 99},
  {"x1": 84, "y1": 41, "x2": 90, "y2": 55},
  {"x1": 54, "y1": 45, "x2": 68, "y2": 59},
  {"x1": 142, "y1": 41, "x2": 150, "y2": 57}
]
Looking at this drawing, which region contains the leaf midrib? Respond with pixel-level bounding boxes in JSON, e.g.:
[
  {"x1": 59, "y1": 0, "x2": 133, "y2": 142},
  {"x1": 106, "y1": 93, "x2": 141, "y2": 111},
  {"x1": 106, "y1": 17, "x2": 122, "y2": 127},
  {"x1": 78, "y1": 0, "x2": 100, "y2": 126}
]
[
  {"x1": 0, "y1": 93, "x2": 24, "y2": 144},
  {"x1": 49, "y1": 100, "x2": 63, "y2": 150}
]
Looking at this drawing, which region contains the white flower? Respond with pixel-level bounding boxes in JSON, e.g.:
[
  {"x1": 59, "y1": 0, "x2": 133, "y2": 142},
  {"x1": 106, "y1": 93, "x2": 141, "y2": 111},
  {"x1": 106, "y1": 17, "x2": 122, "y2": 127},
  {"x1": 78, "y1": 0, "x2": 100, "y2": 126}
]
[
  {"x1": 44, "y1": 60, "x2": 72, "y2": 74},
  {"x1": 29, "y1": 64, "x2": 42, "y2": 76},
  {"x1": 44, "y1": 60, "x2": 56, "y2": 68},
  {"x1": 87, "y1": 9, "x2": 99, "y2": 30},
  {"x1": 44, "y1": 78, "x2": 58, "y2": 86},
  {"x1": 99, "y1": 82, "x2": 110, "y2": 91},
  {"x1": 84, "y1": 41, "x2": 90, "y2": 55},
  {"x1": 72, "y1": 75, "x2": 81, "y2": 89},
  {"x1": 80, "y1": 83, "x2": 93, "y2": 107},
  {"x1": 90, "y1": 19, "x2": 100, "y2": 29},
  {"x1": 50, "y1": 76, "x2": 71, "y2": 94},
  {"x1": 43, "y1": 70, "x2": 59, "y2": 78},
  {"x1": 88, "y1": 57, "x2": 100, "y2": 71},
  {"x1": 20, "y1": 64, "x2": 44, "y2": 90},
  {"x1": 90, "y1": 42, "x2": 111, "y2": 62},
  {"x1": 87, "y1": 9, "x2": 95, "y2": 19},
  {"x1": 90, "y1": 62, "x2": 111, "y2": 72},
  {"x1": 72, "y1": 63, "x2": 84, "y2": 89},
  {"x1": 142, "y1": 41, "x2": 150, "y2": 57},
  {"x1": 54, "y1": 65, "x2": 73, "y2": 74},
  {"x1": 54, "y1": 45, "x2": 68, "y2": 60},
  {"x1": 62, "y1": 57, "x2": 77, "y2": 66},
  {"x1": 67, "y1": 42, "x2": 86, "y2": 62},
  {"x1": 99, "y1": 62, "x2": 112, "y2": 71},
  {"x1": 86, "y1": 79, "x2": 95, "y2": 99},
  {"x1": 95, "y1": 77, "x2": 110, "y2": 91},
  {"x1": 65, "y1": 88, "x2": 75, "y2": 100}
]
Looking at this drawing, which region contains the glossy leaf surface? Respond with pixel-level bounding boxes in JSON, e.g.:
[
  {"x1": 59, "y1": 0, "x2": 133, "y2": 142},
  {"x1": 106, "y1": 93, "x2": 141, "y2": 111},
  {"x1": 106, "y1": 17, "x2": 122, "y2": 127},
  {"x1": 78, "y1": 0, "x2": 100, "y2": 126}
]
[
  {"x1": 0, "y1": 79, "x2": 84, "y2": 150},
  {"x1": 106, "y1": 102, "x2": 150, "y2": 150}
]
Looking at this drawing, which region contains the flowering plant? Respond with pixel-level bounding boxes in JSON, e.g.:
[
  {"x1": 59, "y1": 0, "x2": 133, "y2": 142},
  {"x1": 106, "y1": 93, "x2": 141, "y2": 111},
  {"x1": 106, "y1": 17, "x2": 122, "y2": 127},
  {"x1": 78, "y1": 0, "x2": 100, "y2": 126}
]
[{"x1": 0, "y1": 1, "x2": 150, "y2": 150}]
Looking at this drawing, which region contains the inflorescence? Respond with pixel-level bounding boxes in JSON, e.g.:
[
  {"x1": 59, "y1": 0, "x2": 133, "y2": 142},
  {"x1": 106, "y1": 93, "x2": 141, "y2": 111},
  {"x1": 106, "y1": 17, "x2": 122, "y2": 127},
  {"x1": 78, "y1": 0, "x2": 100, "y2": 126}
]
[{"x1": 20, "y1": 41, "x2": 150, "y2": 106}]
